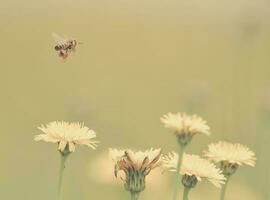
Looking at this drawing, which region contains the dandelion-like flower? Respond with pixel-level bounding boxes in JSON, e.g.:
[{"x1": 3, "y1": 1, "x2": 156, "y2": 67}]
[
  {"x1": 160, "y1": 112, "x2": 210, "y2": 145},
  {"x1": 163, "y1": 152, "x2": 225, "y2": 188},
  {"x1": 204, "y1": 141, "x2": 256, "y2": 176},
  {"x1": 34, "y1": 121, "x2": 99, "y2": 199},
  {"x1": 109, "y1": 148, "x2": 162, "y2": 197},
  {"x1": 35, "y1": 121, "x2": 99, "y2": 154},
  {"x1": 161, "y1": 113, "x2": 211, "y2": 200}
]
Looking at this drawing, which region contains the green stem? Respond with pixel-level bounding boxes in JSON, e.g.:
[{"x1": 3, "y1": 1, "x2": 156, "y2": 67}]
[
  {"x1": 130, "y1": 192, "x2": 140, "y2": 200},
  {"x1": 220, "y1": 175, "x2": 230, "y2": 200},
  {"x1": 58, "y1": 153, "x2": 69, "y2": 200},
  {"x1": 183, "y1": 187, "x2": 190, "y2": 200},
  {"x1": 172, "y1": 144, "x2": 185, "y2": 200}
]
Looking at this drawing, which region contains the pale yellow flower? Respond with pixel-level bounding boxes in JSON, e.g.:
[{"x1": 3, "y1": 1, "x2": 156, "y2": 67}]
[
  {"x1": 160, "y1": 112, "x2": 210, "y2": 136},
  {"x1": 109, "y1": 148, "x2": 162, "y2": 193},
  {"x1": 88, "y1": 151, "x2": 169, "y2": 189},
  {"x1": 34, "y1": 121, "x2": 99, "y2": 153},
  {"x1": 110, "y1": 148, "x2": 162, "y2": 174},
  {"x1": 163, "y1": 152, "x2": 225, "y2": 188},
  {"x1": 204, "y1": 141, "x2": 256, "y2": 167}
]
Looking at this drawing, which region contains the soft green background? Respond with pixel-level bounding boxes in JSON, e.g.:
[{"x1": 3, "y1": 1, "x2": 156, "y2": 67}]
[{"x1": 0, "y1": 0, "x2": 269, "y2": 199}]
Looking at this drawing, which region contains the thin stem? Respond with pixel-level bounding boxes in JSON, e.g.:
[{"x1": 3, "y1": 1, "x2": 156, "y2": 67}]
[
  {"x1": 58, "y1": 153, "x2": 69, "y2": 200},
  {"x1": 220, "y1": 175, "x2": 230, "y2": 200},
  {"x1": 130, "y1": 192, "x2": 140, "y2": 200},
  {"x1": 182, "y1": 187, "x2": 190, "y2": 200},
  {"x1": 172, "y1": 144, "x2": 185, "y2": 200}
]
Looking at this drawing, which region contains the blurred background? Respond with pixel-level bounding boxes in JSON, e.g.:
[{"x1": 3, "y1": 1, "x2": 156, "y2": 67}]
[{"x1": 0, "y1": 0, "x2": 270, "y2": 199}]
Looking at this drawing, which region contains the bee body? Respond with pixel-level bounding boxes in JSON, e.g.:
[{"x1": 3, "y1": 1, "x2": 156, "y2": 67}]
[
  {"x1": 54, "y1": 40, "x2": 76, "y2": 51},
  {"x1": 52, "y1": 33, "x2": 79, "y2": 59},
  {"x1": 54, "y1": 44, "x2": 66, "y2": 51}
]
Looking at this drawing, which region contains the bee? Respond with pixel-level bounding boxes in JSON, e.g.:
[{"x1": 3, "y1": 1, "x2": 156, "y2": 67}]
[{"x1": 52, "y1": 33, "x2": 79, "y2": 59}]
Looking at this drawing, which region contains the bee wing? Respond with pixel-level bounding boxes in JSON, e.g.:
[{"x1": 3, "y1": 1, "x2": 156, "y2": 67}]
[
  {"x1": 52, "y1": 32, "x2": 65, "y2": 43},
  {"x1": 63, "y1": 34, "x2": 70, "y2": 39}
]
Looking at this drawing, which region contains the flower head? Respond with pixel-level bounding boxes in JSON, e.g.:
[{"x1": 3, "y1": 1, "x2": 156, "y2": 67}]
[
  {"x1": 88, "y1": 151, "x2": 168, "y2": 189},
  {"x1": 161, "y1": 112, "x2": 210, "y2": 136},
  {"x1": 109, "y1": 148, "x2": 162, "y2": 193},
  {"x1": 160, "y1": 112, "x2": 210, "y2": 145},
  {"x1": 35, "y1": 121, "x2": 99, "y2": 154},
  {"x1": 163, "y1": 152, "x2": 225, "y2": 188},
  {"x1": 204, "y1": 141, "x2": 256, "y2": 175}
]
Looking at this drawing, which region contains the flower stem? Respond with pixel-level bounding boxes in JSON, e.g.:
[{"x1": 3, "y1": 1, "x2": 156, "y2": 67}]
[
  {"x1": 220, "y1": 175, "x2": 230, "y2": 200},
  {"x1": 172, "y1": 144, "x2": 185, "y2": 200},
  {"x1": 130, "y1": 192, "x2": 140, "y2": 200},
  {"x1": 183, "y1": 187, "x2": 190, "y2": 200},
  {"x1": 58, "y1": 153, "x2": 69, "y2": 200}
]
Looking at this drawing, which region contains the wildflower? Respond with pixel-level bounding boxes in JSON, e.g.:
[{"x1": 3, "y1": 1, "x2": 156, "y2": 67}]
[
  {"x1": 34, "y1": 121, "x2": 99, "y2": 199},
  {"x1": 204, "y1": 141, "x2": 256, "y2": 176},
  {"x1": 204, "y1": 141, "x2": 256, "y2": 200},
  {"x1": 160, "y1": 112, "x2": 210, "y2": 146},
  {"x1": 89, "y1": 151, "x2": 168, "y2": 188},
  {"x1": 160, "y1": 112, "x2": 210, "y2": 200},
  {"x1": 35, "y1": 121, "x2": 99, "y2": 155},
  {"x1": 109, "y1": 148, "x2": 162, "y2": 200},
  {"x1": 163, "y1": 152, "x2": 225, "y2": 188}
]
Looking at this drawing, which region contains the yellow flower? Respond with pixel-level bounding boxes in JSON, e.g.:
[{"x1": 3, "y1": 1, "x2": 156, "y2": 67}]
[
  {"x1": 163, "y1": 152, "x2": 225, "y2": 188},
  {"x1": 204, "y1": 141, "x2": 256, "y2": 167},
  {"x1": 109, "y1": 148, "x2": 162, "y2": 193},
  {"x1": 161, "y1": 113, "x2": 210, "y2": 145},
  {"x1": 160, "y1": 112, "x2": 210, "y2": 136},
  {"x1": 34, "y1": 121, "x2": 99, "y2": 153},
  {"x1": 88, "y1": 151, "x2": 168, "y2": 189}
]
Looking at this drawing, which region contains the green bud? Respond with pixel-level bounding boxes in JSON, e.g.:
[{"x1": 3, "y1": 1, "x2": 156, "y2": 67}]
[
  {"x1": 181, "y1": 174, "x2": 198, "y2": 188},
  {"x1": 177, "y1": 133, "x2": 193, "y2": 146},
  {"x1": 125, "y1": 169, "x2": 146, "y2": 193},
  {"x1": 220, "y1": 161, "x2": 239, "y2": 176}
]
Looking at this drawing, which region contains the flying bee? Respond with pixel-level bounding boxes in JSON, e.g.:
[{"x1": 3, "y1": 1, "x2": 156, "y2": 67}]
[{"x1": 52, "y1": 33, "x2": 81, "y2": 59}]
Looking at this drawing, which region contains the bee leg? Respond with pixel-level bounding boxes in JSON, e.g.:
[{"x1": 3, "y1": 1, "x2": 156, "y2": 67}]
[
  {"x1": 60, "y1": 50, "x2": 69, "y2": 59},
  {"x1": 59, "y1": 50, "x2": 64, "y2": 57},
  {"x1": 63, "y1": 53, "x2": 68, "y2": 59}
]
